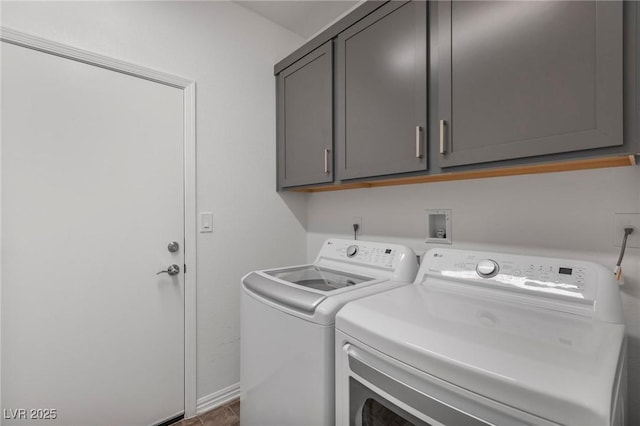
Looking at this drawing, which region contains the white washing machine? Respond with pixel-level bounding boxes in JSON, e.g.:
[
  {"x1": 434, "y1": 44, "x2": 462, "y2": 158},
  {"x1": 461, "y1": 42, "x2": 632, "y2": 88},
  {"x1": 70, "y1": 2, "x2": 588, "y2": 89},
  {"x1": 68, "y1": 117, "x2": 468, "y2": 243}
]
[
  {"x1": 241, "y1": 238, "x2": 418, "y2": 426},
  {"x1": 336, "y1": 248, "x2": 627, "y2": 426}
]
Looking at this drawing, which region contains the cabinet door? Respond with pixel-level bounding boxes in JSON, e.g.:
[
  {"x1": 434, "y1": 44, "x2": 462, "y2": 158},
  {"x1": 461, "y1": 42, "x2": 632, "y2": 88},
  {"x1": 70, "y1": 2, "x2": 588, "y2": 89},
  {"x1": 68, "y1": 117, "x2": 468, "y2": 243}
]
[
  {"x1": 438, "y1": 1, "x2": 623, "y2": 168},
  {"x1": 337, "y1": 1, "x2": 427, "y2": 180},
  {"x1": 277, "y1": 41, "x2": 333, "y2": 188}
]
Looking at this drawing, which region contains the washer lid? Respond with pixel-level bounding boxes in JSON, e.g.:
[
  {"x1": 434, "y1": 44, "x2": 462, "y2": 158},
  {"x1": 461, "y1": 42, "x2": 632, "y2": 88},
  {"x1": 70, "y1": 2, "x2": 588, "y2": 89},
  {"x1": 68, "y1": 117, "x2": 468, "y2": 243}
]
[
  {"x1": 243, "y1": 271, "x2": 328, "y2": 314},
  {"x1": 265, "y1": 265, "x2": 372, "y2": 292},
  {"x1": 336, "y1": 283, "x2": 625, "y2": 425},
  {"x1": 242, "y1": 265, "x2": 377, "y2": 315}
]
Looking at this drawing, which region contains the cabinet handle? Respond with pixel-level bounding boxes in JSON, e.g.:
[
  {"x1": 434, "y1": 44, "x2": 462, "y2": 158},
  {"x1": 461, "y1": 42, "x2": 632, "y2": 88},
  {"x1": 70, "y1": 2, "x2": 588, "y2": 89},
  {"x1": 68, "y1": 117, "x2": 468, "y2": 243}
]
[
  {"x1": 324, "y1": 148, "x2": 330, "y2": 173},
  {"x1": 439, "y1": 120, "x2": 446, "y2": 154},
  {"x1": 415, "y1": 126, "x2": 422, "y2": 158}
]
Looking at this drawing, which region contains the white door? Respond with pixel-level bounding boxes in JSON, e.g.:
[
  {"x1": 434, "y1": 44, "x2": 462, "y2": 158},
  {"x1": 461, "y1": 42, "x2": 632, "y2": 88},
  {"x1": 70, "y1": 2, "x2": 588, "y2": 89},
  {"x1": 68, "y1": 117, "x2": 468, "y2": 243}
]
[{"x1": 1, "y1": 41, "x2": 185, "y2": 426}]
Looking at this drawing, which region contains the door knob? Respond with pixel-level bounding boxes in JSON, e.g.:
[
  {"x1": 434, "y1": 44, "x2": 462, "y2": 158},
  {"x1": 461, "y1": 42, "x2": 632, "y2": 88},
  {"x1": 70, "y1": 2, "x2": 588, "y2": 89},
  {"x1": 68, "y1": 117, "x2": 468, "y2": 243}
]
[
  {"x1": 157, "y1": 264, "x2": 180, "y2": 276},
  {"x1": 167, "y1": 241, "x2": 179, "y2": 253}
]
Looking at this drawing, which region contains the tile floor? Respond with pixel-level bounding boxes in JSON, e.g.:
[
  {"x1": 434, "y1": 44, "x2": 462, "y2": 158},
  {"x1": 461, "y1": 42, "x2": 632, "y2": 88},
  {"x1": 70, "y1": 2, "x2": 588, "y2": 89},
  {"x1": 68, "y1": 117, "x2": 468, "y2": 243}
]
[{"x1": 174, "y1": 399, "x2": 239, "y2": 426}]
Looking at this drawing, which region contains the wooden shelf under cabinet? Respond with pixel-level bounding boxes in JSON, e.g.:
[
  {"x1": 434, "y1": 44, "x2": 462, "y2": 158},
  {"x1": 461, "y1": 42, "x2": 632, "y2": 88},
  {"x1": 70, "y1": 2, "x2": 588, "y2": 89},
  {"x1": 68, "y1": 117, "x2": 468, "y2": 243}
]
[{"x1": 289, "y1": 155, "x2": 637, "y2": 193}]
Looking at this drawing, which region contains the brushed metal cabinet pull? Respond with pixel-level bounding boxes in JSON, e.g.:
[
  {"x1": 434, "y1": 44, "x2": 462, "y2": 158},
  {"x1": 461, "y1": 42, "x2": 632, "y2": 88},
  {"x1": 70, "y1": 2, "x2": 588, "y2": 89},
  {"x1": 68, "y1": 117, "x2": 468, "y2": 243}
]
[
  {"x1": 324, "y1": 148, "x2": 330, "y2": 173},
  {"x1": 415, "y1": 126, "x2": 422, "y2": 158},
  {"x1": 439, "y1": 120, "x2": 446, "y2": 154}
]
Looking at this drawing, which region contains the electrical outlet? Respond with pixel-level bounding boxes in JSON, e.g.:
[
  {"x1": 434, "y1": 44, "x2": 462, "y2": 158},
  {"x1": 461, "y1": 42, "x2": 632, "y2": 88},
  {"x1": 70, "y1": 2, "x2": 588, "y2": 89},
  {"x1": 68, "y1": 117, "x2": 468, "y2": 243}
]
[
  {"x1": 613, "y1": 213, "x2": 640, "y2": 248},
  {"x1": 352, "y1": 216, "x2": 362, "y2": 232}
]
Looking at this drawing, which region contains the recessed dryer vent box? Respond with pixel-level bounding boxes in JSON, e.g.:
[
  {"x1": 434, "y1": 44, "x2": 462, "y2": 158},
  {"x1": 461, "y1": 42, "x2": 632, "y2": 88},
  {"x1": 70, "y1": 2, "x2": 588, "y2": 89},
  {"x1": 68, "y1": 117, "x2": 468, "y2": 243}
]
[{"x1": 426, "y1": 209, "x2": 452, "y2": 244}]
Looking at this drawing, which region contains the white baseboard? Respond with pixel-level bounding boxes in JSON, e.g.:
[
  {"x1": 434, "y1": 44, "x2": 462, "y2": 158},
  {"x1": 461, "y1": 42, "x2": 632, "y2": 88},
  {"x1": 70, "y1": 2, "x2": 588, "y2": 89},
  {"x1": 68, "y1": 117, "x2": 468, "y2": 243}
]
[{"x1": 196, "y1": 383, "x2": 240, "y2": 414}]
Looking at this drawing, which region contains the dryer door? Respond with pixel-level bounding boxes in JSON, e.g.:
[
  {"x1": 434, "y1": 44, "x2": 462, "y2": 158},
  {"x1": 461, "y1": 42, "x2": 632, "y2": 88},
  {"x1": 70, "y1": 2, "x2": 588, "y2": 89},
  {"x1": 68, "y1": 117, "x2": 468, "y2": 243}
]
[
  {"x1": 340, "y1": 343, "x2": 559, "y2": 426},
  {"x1": 349, "y1": 378, "x2": 432, "y2": 426}
]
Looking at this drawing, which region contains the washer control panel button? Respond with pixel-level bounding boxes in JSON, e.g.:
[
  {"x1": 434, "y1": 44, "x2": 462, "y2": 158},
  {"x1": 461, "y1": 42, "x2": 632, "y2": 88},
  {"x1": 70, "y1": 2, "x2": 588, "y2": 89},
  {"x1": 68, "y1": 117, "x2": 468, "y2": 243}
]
[
  {"x1": 346, "y1": 245, "x2": 359, "y2": 258},
  {"x1": 476, "y1": 259, "x2": 499, "y2": 278}
]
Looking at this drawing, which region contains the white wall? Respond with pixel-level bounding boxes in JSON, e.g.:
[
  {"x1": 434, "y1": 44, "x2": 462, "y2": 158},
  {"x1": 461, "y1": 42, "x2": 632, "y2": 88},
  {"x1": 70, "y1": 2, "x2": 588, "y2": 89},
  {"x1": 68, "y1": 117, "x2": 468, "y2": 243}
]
[
  {"x1": 1, "y1": 0, "x2": 307, "y2": 403},
  {"x1": 5, "y1": 1, "x2": 640, "y2": 422},
  {"x1": 307, "y1": 164, "x2": 640, "y2": 423}
]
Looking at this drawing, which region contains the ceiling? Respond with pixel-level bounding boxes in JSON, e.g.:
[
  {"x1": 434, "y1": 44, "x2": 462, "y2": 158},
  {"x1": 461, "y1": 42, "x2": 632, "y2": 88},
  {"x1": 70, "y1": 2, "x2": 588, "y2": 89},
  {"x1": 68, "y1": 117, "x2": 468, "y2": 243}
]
[{"x1": 236, "y1": 1, "x2": 360, "y2": 39}]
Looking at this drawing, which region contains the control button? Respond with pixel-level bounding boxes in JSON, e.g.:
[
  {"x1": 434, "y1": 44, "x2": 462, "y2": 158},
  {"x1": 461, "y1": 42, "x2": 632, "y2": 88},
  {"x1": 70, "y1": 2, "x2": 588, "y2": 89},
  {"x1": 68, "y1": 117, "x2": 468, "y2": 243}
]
[
  {"x1": 476, "y1": 259, "x2": 499, "y2": 278},
  {"x1": 346, "y1": 245, "x2": 359, "y2": 258},
  {"x1": 513, "y1": 270, "x2": 521, "y2": 276}
]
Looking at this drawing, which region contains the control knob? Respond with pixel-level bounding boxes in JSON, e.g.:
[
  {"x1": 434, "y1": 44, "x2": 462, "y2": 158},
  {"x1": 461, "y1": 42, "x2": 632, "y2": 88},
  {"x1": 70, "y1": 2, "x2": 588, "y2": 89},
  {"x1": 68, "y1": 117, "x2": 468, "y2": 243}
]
[
  {"x1": 476, "y1": 259, "x2": 499, "y2": 278},
  {"x1": 346, "y1": 245, "x2": 359, "y2": 258}
]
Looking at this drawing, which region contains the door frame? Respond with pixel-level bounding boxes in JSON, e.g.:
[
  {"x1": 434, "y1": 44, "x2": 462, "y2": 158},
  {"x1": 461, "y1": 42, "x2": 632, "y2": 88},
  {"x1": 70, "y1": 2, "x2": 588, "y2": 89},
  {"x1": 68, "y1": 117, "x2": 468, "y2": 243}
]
[{"x1": 0, "y1": 27, "x2": 199, "y2": 419}]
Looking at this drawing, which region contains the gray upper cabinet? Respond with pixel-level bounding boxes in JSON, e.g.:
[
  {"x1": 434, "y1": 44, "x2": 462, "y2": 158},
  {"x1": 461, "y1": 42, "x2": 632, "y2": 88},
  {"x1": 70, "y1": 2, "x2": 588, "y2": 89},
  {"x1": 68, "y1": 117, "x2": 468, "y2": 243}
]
[
  {"x1": 277, "y1": 41, "x2": 333, "y2": 188},
  {"x1": 336, "y1": 1, "x2": 427, "y2": 180},
  {"x1": 438, "y1": 1, "x2": 624, "y2": 168}
]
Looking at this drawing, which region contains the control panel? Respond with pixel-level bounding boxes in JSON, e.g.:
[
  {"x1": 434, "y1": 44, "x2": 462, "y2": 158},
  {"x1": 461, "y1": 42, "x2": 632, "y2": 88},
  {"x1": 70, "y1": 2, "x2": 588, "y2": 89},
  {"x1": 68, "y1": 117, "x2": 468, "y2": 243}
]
[
  {"x1": 333, "y1": 242, "x2": 397, "y2": 268},
  {"x1": 315, "y1": 239, "x2": 419, "y2": 283},
  {"x1": 423, "y1": 249, "x2": 597, "y2": 304}
]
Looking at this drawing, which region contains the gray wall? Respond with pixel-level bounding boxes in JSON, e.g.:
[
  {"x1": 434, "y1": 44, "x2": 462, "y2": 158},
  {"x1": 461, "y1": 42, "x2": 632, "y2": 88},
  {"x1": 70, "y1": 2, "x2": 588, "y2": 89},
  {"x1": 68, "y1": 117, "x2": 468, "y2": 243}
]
[
  {"x1": 307, "y1": 165, "x2": 640, "y2": 423},
  {"x1": 1, "y1": 0, "x2": 307, "y2": 403}
]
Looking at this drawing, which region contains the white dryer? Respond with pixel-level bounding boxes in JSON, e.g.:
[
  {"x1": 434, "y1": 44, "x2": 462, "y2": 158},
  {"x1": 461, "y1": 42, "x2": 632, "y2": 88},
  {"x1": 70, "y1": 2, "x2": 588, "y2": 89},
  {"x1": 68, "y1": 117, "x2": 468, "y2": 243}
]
[
  {"x1": 241, "y1": 238, "x2": 418, "y2": 426},
  {"x1": 336, "y1": 248, "x2": 627, "y2": 426}
]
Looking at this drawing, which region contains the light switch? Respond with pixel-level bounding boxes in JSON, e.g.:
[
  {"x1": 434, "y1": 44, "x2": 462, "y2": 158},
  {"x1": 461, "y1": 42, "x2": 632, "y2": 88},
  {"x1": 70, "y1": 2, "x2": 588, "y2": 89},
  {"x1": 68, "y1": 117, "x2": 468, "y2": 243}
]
[{"x1": 199, "y1": 212, "x2": 213, "y2": 233}]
